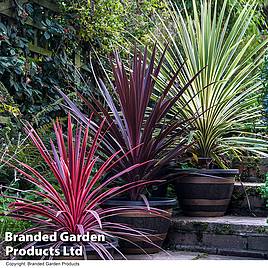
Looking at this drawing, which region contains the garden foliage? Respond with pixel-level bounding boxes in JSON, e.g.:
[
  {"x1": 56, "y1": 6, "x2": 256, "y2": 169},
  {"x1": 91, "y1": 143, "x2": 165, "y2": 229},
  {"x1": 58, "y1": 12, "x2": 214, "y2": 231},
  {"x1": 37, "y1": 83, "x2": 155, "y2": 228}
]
[
  {"x1": 59, "y1": 46, "x2": 202, "y2": 200},
  {"x1": 2, "y1": 114, "x2": 164, "y2": 259},
  {"x1": 153, "y1": 0, "x2": 268, "y2": 167}
]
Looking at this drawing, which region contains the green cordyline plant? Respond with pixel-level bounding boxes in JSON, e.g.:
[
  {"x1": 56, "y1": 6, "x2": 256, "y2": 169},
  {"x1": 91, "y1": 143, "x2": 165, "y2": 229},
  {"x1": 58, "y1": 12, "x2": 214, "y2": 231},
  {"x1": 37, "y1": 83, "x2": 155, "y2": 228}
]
[{"x1": 150, "y1": 0, "x2": 268, "y2": 167}]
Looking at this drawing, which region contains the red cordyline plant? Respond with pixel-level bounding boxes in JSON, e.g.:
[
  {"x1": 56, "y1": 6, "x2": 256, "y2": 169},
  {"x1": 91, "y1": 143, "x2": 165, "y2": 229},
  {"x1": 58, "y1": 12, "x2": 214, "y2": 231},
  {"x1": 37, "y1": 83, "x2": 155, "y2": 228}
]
[
  {"x1": 59, "y1": 45, "x2": 202, "y2": 200},
  {"x1": 1, "y1": 114, "x2": 165, "y2": 259}
]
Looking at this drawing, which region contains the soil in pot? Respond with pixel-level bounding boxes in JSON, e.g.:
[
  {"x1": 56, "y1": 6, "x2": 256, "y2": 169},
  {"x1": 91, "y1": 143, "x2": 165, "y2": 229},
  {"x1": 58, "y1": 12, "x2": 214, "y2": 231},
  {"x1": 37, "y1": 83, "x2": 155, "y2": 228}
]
[
  {"x1": 103, "y1": 198, "x2": 176, "y2": 254},
  {"x1": 174, "y1": 169, "x2": 239, "y2": 217}
]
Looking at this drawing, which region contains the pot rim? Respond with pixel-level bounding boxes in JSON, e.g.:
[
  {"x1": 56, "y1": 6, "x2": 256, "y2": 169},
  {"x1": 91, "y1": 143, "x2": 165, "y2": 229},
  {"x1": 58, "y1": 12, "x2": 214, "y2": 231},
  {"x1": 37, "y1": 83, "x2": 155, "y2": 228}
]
[
  {"x1": 173, "y1": 168, "x2": 239, "y2": 175},
  {"x1": 103, "y1": 197, "x2": 177, "y2": 208}
]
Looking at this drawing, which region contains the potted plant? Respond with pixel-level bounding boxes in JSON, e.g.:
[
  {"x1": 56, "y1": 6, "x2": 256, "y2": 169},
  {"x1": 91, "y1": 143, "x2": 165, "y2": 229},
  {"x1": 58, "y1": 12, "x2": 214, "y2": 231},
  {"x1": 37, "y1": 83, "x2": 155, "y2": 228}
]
[
  {"x1": 1, "y1": 114, "x2": 162, "y2": 260},
  {"x1": 59, "y1": 46, "x2": 202, "y2": 253},
  {"x1": 153, "y1": 0, "x2": 268, "y2": 216}
]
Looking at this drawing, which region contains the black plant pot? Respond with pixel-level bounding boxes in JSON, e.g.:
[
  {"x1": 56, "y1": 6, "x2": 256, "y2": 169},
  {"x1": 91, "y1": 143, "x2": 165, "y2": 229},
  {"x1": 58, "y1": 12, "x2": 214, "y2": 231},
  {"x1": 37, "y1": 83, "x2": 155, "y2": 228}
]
[
  {"x1": 174, "y1": 169, "x2": 239, "y2": 217},
  {"x1": 103, "y1": 198, "x2": 177, "y2": 254}
]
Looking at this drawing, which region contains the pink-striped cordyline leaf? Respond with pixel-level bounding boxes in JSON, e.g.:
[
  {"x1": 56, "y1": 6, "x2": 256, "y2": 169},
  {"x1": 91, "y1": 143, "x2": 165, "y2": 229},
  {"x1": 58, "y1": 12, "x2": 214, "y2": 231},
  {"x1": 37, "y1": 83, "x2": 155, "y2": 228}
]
[{"x1": 2, "y1": 114, "x2": 165, "y2": 259}]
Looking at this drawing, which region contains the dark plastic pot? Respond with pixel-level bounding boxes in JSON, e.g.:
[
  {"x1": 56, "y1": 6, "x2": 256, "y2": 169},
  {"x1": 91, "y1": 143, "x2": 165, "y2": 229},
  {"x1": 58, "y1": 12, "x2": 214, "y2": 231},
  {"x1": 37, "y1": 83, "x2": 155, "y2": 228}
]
[
  {"x1": 103, "y1": 198, "x2": 177, "y2": 254},
  {"x1": 174, "y1": 169, "x2": 239, "y2": 217}
]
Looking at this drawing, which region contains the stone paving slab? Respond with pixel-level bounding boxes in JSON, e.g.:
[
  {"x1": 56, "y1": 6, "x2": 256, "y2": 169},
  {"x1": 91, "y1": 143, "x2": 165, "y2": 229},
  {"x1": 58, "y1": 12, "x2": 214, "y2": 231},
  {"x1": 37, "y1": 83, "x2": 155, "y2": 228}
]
[
  {"x1": 173, "y1": 216, "x2": 267, "y2": 226},
  {"x1": 171, "y1": 216, "x2": 268, "y2": 235},
  {"x1": 166, "y1": 216, "x2": 268, "y2": 258},
  {"x1": 120, "y1": 250, "x2": 262, "y2": 260},
  {"x1": 235, "y1": 182, "x2": 265, "y2": 187}
]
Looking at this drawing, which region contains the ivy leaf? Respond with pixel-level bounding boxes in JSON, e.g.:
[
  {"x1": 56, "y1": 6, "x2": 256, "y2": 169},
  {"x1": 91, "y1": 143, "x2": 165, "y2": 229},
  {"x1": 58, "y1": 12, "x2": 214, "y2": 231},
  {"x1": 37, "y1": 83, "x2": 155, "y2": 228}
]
[
  {"x1": 0, "y1": 22, "x2": 7, "y2": 34},
  {"x1": 44, "y1": 32, "x2": 50, "y2": 40},
  {"x1": 25, "y1": 3, "x2": 34, "y2": 15},
  {"x1": 14, "y1": 68, "x2": 22, "y2": 75},
  {"x1": 18, "y1": 39, "x2": 27, "y2": 48},
  {"x1": 10, "y1": 49, "x2": 16, "y2": 56},
  {"x1": 45, "y1": 19, "x2": 52, "y2": 26}
]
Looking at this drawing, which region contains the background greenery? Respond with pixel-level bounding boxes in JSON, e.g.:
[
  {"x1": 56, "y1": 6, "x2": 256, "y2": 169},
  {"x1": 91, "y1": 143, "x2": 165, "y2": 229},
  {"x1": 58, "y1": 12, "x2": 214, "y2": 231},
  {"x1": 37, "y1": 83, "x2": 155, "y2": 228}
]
[
  {"x1": 1, "y1": 0, "x2": 268, "y2": 234},
  {"x1": 0, "y1": 0, "x2": 169, "y2": 186}
]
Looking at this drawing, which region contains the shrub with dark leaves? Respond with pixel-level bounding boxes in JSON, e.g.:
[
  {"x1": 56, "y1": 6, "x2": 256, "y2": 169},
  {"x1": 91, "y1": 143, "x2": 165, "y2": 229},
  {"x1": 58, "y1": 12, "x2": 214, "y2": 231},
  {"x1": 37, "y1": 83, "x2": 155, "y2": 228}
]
[{"x1": 60, "y1": 46, "x2": 201, "y2": 200}]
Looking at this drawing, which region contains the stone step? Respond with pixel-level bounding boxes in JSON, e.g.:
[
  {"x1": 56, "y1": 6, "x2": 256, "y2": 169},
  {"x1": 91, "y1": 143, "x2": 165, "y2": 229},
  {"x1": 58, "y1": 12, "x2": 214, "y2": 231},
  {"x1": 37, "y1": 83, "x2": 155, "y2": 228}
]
[
  {"x1": 240, "y1": 176, "x2": 265, "y2": 183},
  {"x1": 228, "y1": 182, "x2": 268, "y2": 217},
  {"x1": 165, "y1": 216, "x2": 268, "y2": 259},
  {"x1": 117, "y1": 250, "x2": 263, "y2": 260}
]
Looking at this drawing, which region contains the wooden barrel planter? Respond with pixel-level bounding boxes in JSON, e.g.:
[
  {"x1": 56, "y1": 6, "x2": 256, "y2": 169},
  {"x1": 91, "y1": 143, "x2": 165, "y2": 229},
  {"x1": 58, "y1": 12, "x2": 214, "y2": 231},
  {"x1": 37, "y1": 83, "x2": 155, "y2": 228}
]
[
  {"x1": 174, "y1": 169, "x2": 239, "y2": 217},
  {"x1": 103, "y1": 198, "x2": 176, "y2": 254}
]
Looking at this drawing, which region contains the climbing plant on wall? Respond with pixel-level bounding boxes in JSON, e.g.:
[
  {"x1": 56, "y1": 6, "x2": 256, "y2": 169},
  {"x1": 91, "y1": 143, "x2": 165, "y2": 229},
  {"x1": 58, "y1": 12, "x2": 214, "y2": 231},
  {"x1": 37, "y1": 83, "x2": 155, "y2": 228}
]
[
  {"x1": 63, "y1": 0, "x2": 169, "y2": 53},
  {"x1": 0, "y1": 0, "x2": 170, "y2": 126},
  {"x1": 0, "y1": 1, "x2": 88, "y2": 125}
]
